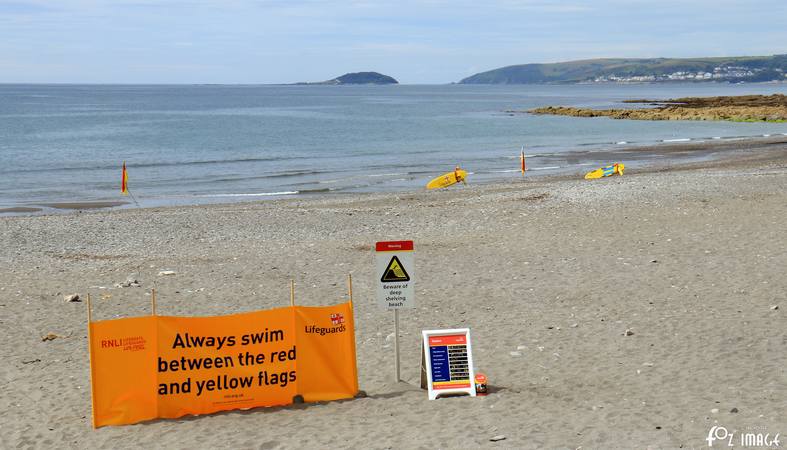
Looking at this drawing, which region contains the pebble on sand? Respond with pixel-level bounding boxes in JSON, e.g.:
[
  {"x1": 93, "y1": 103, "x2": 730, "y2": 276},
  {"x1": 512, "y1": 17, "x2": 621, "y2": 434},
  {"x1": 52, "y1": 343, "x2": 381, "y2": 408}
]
[
  {"x1": 41, "y1": 333, "x2": 60, "y2": 341},
  {"x1": 489, "y1": 435, "x2": 506, "y2": 442},
  {"x1": 624, "y1": 329, "x2": 634, "y2": 336},
  {"x1": 711, "y1": 408, "x2": 719, "y2": 414},
  {"x1": 158, "y1": 270, "x2": 176, "y2": 276},
  {"x1": 771, "y1": 305, "x2": 779, "y2": 310},
  {"x1": 116, "y1": 274, "x2": 141, "y2": 288},
  {"x1": 64, "y1": 294, "x2": 80, "y2": 302}
]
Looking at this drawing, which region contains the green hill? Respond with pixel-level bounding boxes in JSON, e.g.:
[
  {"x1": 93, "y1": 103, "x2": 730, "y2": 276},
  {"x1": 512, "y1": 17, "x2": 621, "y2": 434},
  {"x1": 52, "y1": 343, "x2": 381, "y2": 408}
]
[
  {"x1": 459, "y1": 55, "x2": 787, "y2": 84},
  {"x1": 334, "y1": 72, "x2": 398, "y2": 84}
]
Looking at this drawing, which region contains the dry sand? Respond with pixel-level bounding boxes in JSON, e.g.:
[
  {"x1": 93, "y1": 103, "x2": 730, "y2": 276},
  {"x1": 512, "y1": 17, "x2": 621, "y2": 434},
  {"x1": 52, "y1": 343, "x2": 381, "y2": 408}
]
[{"x1": 1, "y1": 142, "x2": 786, "y2": 449}]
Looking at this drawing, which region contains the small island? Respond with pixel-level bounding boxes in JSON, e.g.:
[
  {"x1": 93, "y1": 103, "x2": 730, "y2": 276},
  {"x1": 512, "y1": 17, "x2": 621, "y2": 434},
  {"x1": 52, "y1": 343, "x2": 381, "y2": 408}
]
[
  {"x1": 296, "y1": 71, "x2": 398, "y2": 85},
  {"x1": 527, "y1": 94, "x2": 787, "y2": 122}
]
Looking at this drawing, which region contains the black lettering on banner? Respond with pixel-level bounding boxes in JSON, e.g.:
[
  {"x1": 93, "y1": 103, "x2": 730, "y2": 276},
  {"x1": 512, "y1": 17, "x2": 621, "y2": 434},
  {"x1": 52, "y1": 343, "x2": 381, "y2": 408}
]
[{"x1": 158, "y1": 329, "x2": 295, "y2": 397}]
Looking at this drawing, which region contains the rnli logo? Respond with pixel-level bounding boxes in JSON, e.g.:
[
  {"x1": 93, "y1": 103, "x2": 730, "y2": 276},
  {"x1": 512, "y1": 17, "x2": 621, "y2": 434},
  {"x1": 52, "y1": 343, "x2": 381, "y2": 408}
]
[
  {"x1": 330, "y1": 313, "x2": 344, "y2": 325},
  {"x1": 100, "y1": 336, "x2": 146, "y2": 352}
]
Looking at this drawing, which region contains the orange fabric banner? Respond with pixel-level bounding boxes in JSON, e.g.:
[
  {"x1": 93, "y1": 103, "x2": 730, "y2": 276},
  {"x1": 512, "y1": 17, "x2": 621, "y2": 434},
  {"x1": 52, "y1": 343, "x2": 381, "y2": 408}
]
[{"x1": 88, "y1": 302, "x2": 358, "y2": 427}]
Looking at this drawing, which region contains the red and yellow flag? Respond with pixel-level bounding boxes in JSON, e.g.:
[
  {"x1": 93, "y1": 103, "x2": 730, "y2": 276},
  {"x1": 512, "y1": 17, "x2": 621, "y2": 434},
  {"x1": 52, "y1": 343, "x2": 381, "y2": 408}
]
[
  {"x1": 121, "y1": 162, "x2": 128, "y2": 195},
  {"x1": 520, "y1": 149, "x2": 527, "y2": 175}
]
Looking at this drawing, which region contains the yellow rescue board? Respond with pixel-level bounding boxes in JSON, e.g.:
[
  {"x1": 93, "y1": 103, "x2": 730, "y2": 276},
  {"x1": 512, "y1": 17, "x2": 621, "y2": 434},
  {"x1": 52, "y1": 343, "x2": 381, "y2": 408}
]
[
  {"x1": 584, "y1": 163, "x2": 624, "y2": 180},
  {"x1": 426, "y1": 170, "x2": 467, "y2": 190}
]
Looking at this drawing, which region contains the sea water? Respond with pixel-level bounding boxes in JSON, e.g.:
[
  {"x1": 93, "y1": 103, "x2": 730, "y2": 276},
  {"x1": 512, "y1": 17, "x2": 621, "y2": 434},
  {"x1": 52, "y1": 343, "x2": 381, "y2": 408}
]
[{"x1": 1, "y1": 83, "x2": 786, "y2": 210}]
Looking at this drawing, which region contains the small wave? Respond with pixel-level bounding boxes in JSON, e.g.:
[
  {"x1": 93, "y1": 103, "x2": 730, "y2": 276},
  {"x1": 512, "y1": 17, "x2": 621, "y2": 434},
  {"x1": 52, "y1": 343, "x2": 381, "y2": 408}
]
[
  {"x1": 529, "y1": 166, "x2": 560, "y2": 171},
  {"x1": 763, "y1": 134, "x2": 771, "y2": 137},
  {"x1": 135, "y1": 156, "x2": 310, "y2": 169},
  {"x1": 367, "y1": 172, "x2": 408, "y2": 177},
  {"x1": 196, "y1": 191, "x2": 298, "y2": 198},
  {"x1": 207, "y1": 171, "x2": 325, "y2": 183},
  {"x1": 616, "y1": 141, "x2": 628, "y2": 145},
  {"x1": 662, "y1": 138, "x2": 691, "y2": 143},
  {"x1": 712, "y1": 136, "x2": 722, "y2": 139},
  {"x1": 297, "y1": 187, "x2": 332, "y2": 194},
  {"x1": 264, "y1": 170, "x2": 324, "y2": 179},
  {"x1": 1, "y1": 155, "x2": 311, "y2": 175}
]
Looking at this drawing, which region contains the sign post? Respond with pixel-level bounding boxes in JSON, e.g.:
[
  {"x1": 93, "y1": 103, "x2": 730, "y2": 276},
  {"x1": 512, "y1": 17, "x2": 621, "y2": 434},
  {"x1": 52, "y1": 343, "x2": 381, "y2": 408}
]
[{"x1": 375, "y1": 240, "x2": 415, "y2": 382}]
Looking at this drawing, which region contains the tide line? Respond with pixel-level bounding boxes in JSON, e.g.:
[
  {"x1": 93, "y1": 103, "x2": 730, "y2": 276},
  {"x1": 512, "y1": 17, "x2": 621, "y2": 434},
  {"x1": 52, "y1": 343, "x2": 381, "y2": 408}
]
[
  {"x1": 196, "y1": 191, "x2": 298, "y2": 198},
  {"x1": 528, "y1": 166, "x2": 561, "y2": 171}
]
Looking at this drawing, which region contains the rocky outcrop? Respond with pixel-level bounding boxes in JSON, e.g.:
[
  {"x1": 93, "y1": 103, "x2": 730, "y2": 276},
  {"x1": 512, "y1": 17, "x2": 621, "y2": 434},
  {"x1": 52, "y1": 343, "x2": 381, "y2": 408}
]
[{"x1": 527, "y1": 94, "x2": 787, "y2": 122}]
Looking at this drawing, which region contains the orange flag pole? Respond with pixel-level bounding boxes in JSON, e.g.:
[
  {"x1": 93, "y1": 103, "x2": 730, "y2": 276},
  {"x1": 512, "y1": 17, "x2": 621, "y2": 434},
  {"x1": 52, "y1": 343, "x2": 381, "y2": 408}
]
[
  {"x1": 121, "y1": 161, "x2": 128, "y2": 195},
  {"x1": 520, "y1": 147, "x2": 527, "y2": 176},
  {"x1": 121, "y1": 161, "x2": 141, "y2": 208}
]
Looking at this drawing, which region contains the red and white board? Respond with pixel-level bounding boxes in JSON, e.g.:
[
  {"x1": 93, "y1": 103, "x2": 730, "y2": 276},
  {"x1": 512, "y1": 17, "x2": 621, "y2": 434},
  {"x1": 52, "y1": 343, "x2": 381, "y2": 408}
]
[
  {"x1": 375, "y1": 241, "x2": 415, "y2": 310},
  {"x1": 422, "y1": 328, "x2": 476, "y2": 400}
]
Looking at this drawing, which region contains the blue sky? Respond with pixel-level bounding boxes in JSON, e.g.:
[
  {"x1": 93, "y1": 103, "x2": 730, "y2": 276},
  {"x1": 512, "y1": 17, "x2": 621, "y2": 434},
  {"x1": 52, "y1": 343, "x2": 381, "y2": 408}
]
[{"x1": 0, "y1": 0, "x2": 785, "y2": 84}]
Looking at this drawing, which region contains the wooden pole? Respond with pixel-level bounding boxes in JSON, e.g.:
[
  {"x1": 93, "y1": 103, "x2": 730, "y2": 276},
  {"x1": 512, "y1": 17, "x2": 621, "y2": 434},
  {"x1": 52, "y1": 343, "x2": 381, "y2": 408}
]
[
  {"x1": 151, "y1": 288, "x2": 157, "y2": 316},
  {"x1": 290, "y1": 280, "x2": 295, "y2": 306},
  {"x1": 86, "y1": 293, "x2": 97, "y2": 428},
  {"x1": 347, "y1": 272, "x2": 359, "y2": 391},
  {"x1": 347, "y1": 273, "x2": 353, "y2": 304},
  {"x1": 86, "y1": 292, "x2": 93, "y2": 323}
]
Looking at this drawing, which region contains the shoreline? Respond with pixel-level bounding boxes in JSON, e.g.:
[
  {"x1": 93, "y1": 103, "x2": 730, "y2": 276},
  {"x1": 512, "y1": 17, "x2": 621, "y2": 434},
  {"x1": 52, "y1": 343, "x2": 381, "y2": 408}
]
[
  {"x1": 2, "y1": 135, "x2": 786, "y2": 217},
  {"x1": 0, "y1": 135, "x2": 787, "y2": 219}
]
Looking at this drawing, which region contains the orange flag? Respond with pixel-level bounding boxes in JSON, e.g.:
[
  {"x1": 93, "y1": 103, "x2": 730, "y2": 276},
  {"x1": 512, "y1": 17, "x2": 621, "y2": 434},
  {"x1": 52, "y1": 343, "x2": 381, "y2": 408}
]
[
  {"x1": 121, "y1": 162, "x2": 128, "y2": 195},
  {"x1": 520, "y1": 148, "x2": 527, "y2": 175}
]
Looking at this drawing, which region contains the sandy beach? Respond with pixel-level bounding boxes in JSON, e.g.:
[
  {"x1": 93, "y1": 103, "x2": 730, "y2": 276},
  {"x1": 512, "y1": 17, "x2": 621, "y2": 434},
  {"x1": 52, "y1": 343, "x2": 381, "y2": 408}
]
[{"x1": 1, "y1": 140, "x2": 786, "y2": 449}]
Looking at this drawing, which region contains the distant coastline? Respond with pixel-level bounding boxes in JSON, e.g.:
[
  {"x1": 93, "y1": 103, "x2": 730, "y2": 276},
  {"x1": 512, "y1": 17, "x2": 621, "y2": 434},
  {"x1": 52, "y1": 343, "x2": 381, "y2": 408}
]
[{"x1": 460, "y1": 54, "x2": 787, "y2": 84}]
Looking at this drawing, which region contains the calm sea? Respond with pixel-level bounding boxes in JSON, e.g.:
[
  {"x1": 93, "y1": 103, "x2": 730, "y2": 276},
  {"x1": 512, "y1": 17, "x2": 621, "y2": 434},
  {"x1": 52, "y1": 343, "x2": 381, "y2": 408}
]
[{"x1": 1, "y1": 83, "x2": 786, "y2": 210}]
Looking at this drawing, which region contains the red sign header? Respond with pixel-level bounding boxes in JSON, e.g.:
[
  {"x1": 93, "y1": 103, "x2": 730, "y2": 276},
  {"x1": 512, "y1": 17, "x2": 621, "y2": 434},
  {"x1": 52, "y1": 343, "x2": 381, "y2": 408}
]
[
  {"x1": 428, "y1": 334, "x2": 466, "y2": 346},
  {"x1": 375, "y1": 240, "x2": 414, "y2": 252}
]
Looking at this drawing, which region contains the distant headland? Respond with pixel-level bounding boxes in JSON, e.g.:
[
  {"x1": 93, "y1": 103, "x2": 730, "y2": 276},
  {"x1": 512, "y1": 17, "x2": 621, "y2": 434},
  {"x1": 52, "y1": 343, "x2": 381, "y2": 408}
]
[
  {"x1": 527, "y1": 94, "x2": 787, "y2": 123},
  {"x1": 460, "y1": 54, "x2": 787, "y2": 84},
  {"x1": 295, "y1": 71, "x2": 398, "y2": 85}
]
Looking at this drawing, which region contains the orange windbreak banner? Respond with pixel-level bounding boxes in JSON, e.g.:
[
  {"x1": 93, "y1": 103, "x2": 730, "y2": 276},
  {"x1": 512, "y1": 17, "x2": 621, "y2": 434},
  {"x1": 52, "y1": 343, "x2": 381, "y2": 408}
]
[{"x1": 88, "y1": 302, "x2": 358, "y2": 428}]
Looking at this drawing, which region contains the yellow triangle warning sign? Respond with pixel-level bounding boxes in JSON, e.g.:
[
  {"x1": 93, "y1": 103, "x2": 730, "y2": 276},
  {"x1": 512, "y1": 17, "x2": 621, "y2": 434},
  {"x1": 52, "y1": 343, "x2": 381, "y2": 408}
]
[{"x1": 381, "y1": 255, "x2": 410, "y2": 282}]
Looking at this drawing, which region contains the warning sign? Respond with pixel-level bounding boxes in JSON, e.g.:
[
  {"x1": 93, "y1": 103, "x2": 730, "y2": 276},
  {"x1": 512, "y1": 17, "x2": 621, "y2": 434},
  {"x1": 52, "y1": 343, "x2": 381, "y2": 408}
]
[
  {"x1": 381, "y1": 256, "x2": 410, "y2": 282},
  {"x1": 375, "y1": 241, "x2": 415, "y2": 309}
]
